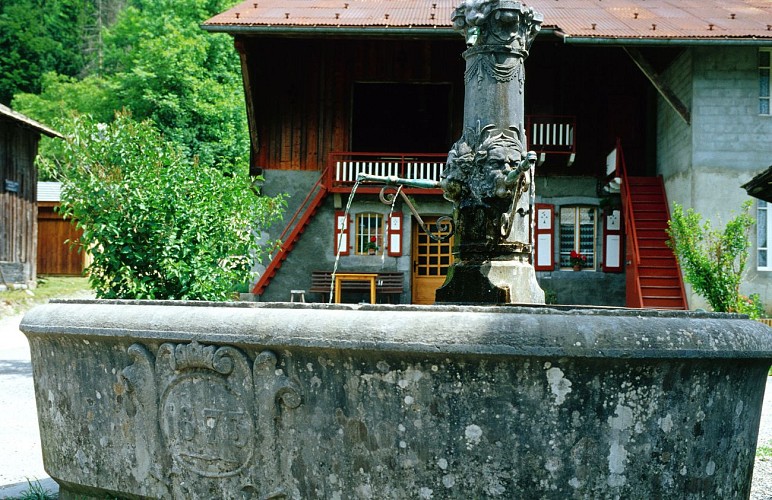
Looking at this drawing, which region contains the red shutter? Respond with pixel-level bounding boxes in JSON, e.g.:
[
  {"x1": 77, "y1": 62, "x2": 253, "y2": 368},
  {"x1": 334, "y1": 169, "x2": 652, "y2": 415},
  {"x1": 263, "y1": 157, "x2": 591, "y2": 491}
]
[
  {"x1": 602, "y1": 208, "x2": 624, "y2": 272},
  {"x1": 387, "y1": 212, "x2": 403, "y2": 256},
  {"x1": 334, "y1": 211, "x2": 350, "y2": 256},
  {"x1": 534, "y1": 204, "x2": 554, "y2": 271}
]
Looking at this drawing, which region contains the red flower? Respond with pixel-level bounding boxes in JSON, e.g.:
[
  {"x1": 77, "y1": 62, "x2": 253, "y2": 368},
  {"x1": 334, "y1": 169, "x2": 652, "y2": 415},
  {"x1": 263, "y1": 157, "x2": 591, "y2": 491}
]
[
  {"x1": 569, "y1": 250, "x2": 587, "y2": 266},
  {"x1": 370, "y1": 236, "x2": 377, "y2": 243}
]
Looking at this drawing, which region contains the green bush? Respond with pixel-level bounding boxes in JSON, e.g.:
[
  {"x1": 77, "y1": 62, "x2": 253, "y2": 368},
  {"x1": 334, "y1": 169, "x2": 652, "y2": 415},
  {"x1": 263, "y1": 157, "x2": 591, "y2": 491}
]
[
  {"x1": 666, "y1": 201, "x2": 756, "y2": 317},
  {"x1": 40, "y1": 112, "x2": 285, "y2": 300}
]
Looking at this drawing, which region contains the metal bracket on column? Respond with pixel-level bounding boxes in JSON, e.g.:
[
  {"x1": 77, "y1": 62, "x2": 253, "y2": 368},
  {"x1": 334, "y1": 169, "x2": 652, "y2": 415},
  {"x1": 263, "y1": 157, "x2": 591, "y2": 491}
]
[{"x1": 357, "y1": 173, "x2": 454, "y2": 242}]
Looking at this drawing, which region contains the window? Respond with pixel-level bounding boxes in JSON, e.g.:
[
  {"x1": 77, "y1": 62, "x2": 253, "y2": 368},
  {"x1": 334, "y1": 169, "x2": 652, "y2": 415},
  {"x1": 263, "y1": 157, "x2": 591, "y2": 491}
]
[
  {"x1": 559, "y1": 206, "x2": 597, "y2": 269},
  {"x1": 356, "y1": 213, "x2": 383, "y2": 255},
  {"x1": 758, "y1": 201, "x2": 771, "y2": 270},
  {"x1": 761, "y1": 49, "x2": 771, "y2": 115}
]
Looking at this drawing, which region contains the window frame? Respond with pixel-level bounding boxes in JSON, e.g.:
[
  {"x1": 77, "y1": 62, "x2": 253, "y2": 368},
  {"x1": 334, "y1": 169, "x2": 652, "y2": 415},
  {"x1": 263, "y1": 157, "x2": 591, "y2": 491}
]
[
  {"x1": 558, "y1": 205, "x2": 598, "y2": 271},
  {"x1": 760, "y1": 48, "x2": 771, "y2": 116},
  {"x1": 758, "y1": 201, "x2": 771, "y2": 270},
  {"x1": 355, "y1": 212, "x2": 384, "y2": 256}
]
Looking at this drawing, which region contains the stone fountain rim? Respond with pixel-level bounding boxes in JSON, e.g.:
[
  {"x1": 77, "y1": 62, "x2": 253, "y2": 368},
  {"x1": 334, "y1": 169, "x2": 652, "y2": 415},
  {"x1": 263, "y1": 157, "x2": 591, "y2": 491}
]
[
  {"x1": 38, "y1": 298, "x2": 750, "y2": 319},
  {"x1": 19, "y1": 299, "x2": 772, "y2": 361}
]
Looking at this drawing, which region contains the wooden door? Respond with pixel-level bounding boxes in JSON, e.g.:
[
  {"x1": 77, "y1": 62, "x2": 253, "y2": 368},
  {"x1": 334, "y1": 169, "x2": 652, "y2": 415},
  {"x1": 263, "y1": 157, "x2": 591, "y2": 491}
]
[
  {"x1": 37, "y1": 205, "x2": 84, "y2": 275},
  {"x1": 411, "y1": 217, "x2": 454, "y2": 305}
]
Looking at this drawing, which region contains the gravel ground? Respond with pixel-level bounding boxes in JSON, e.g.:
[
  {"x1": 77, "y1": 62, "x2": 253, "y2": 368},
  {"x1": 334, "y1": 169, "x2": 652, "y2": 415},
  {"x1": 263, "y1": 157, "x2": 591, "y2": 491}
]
[
  {"x1": 1, "y1": 310, "x2": 771, "y2": 498},
  {"x1": 752, "y1": 377, "x2": 772, "y2": 500}
]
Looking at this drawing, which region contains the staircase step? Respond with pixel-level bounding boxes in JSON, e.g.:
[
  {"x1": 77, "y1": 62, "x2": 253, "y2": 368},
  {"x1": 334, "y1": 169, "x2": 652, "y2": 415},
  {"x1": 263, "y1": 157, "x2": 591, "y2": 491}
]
[
  {"x1": 641, "y1": 286, "x2": 683, "y2": 297},
  {"x1": 639, "y1": 247, "x2": 675, "y2": 258},
  {"x1": 633, "y1": 208, "x2": 668, "y2": 219},
  {"x1": 638, "y1": 238, "x2": 670, "y2": 249},
  {"x1": 638, "y1": 266, "x2": 680, "y2": 277},
  {"x1": 636, "y1": 220, "x2": 669, "y2": 230},
  {"x1": 640, "y1": 276, "x2": 681, "y2": 287},
  {"x1": 630, "y1": 193, "x2": 667, "y2": 203},
  {"x1": 639, "y1": 262, "x2": 678, "y2": 271},
  {"x1": 633, "y1": 198, "x2": 667, "y2": 211},
  {"x1": 642, "y1": 296, "x2": 687, "y2": 308},
  {"x1": 628, "y1": 177, "x2": 661, "y2": 186}
]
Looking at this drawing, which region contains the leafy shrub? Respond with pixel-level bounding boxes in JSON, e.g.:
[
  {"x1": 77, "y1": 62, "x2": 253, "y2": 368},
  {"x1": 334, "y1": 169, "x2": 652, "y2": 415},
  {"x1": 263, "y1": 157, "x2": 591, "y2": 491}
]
[
  {"x1": 666, "y1": 201, "x2": 755, "y2": 315},
  {"x1": 40, "y1": 112, "x2": 285, "y2": 300}
]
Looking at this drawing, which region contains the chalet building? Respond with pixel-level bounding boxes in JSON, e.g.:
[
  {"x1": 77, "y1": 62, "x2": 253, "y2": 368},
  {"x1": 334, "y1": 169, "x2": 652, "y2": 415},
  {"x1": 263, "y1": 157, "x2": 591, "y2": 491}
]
[
  {"x1": 0, "y1": 104, "x2": 61, "y2": 289},
  {"x1": 204, "y1": 0, "x2": 772, "y2": 309}
]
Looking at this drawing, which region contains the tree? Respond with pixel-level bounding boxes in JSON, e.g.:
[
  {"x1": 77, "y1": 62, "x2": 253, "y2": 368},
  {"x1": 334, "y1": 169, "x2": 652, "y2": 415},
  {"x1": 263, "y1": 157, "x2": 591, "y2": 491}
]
[
  {"x1": 12, "y1": 0, "x2": 248, "y2": 175},
  {"x1": 0, "y1": 0, "x2": 101, "y2": 105},
  {"x1": 39, "y1": 113, "x2": 285, "y2": 300},
  {"x1": 666, "y1": 201, "x2": 759, "y2": 316}
]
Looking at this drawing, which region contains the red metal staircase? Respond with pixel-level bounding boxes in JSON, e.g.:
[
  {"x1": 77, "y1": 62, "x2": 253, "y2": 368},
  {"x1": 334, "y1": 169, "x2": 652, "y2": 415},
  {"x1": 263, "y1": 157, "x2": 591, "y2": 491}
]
[
  {"x1": 252, "y1": 170, "x2": 329, "y2": 295},
  {"x1": 615, "y1": 142, "x2": 688, "y2": 310}
]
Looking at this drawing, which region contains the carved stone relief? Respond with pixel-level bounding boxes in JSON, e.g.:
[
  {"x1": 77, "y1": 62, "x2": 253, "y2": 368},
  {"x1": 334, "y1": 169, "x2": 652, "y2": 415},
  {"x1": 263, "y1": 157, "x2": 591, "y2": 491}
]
[{"x1": 120, "y1": 341, "x2": 302, "y2": 498}]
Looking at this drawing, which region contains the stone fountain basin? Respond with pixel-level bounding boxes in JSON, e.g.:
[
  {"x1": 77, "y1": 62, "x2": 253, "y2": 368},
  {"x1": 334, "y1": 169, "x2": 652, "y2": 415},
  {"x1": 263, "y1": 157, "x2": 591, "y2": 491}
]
[{"x1": 20, "y1": 300, "x2": 772, "y2": 499}]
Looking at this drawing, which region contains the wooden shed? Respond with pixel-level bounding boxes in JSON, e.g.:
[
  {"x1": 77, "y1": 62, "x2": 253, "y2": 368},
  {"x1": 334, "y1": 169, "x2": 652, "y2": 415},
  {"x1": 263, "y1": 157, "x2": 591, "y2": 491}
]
[
  {"x1": 37, "y1": 181, "x2": 86, "y2": 276},
  {"x1": 0, "y1": 104, "x2": 61, "y2": 289}
]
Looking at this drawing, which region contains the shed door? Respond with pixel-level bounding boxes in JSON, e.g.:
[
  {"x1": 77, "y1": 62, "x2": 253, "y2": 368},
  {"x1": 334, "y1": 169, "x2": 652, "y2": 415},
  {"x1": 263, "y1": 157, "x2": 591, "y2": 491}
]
[
  {"x1": 37, "y1": 205, "x2": 84, "y2": 275},
  {"x1": 411, "y1": 216, "x2": 454, "y2": 305}
]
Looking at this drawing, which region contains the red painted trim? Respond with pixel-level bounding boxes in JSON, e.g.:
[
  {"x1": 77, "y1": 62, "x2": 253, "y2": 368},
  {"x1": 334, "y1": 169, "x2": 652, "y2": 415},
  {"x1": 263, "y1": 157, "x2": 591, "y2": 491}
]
[
  {"x1": 334, "y1": 210, "x2": 351, "y2": 256},
  {"x1": 534, "y1": 203, "x2": 554, "y2": 271},
  {"x1": 387, "y1": 212, "x2": 403, "y2": 257},
  {"x1": 602, "y1": 208, "x2": 624, "y2": 273}
]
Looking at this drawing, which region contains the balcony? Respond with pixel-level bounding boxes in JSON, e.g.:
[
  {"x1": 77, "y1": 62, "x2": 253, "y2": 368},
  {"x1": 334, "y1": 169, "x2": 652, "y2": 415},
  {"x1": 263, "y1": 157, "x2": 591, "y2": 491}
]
[
  {"x1": 327, "y1": 152, "x2": 447, "y2": 193},
  {"x1": 326, "y1": 115, "x2": 577, "y2": 192},
  {"x1": 526, "y1": 115, "x2": 577, "y2": 167}
]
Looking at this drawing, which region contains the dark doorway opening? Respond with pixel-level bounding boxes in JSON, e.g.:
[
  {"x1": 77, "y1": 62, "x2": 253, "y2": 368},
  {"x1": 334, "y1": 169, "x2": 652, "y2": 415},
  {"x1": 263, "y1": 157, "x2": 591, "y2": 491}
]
[{"x1": 352, "y1": 83, "x2": 452, "y2": 153}]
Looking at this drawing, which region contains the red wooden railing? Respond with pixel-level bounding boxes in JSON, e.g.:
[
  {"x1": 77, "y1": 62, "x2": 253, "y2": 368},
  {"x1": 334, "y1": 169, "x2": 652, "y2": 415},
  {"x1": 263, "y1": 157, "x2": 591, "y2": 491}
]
[
  {"x1": 614, "y1": 139, "x2": 643, "y2": 308},
  {"x1": 615, "y1": 139, "x2": 640, "y2": 268},
  {"x1": 252, "y1": 168, "x2": 329, "y2": 295}
]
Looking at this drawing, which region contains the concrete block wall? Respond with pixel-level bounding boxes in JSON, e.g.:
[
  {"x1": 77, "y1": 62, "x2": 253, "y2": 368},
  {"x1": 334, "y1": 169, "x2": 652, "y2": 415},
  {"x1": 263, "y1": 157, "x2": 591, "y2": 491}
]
[
  {"x1": 657, "y1": 49, "x2": 693, "y2": 196},
  {"x1": 658, "y1": 46, "x2": 772, "y2": 312}
]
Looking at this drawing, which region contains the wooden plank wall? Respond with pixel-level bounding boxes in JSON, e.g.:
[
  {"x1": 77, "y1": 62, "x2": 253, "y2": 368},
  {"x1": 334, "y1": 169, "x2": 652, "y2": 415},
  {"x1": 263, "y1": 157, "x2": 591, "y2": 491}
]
[
  {"x1": 242, "y1": 37, "x2": 465, "y2": 173},
  {"x1": 37, "y1": 203, "x2": 84, "y2": 275},
  {"x1": 0, "y1": 118, "x2": 38, "y2": 284}
]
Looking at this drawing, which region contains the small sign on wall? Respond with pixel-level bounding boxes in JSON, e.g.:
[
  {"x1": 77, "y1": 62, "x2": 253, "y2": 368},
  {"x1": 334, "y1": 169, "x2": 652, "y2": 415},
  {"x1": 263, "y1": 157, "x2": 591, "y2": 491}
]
[{"x1": 4, "y1": 180, "x2": 19, "y2": 193}]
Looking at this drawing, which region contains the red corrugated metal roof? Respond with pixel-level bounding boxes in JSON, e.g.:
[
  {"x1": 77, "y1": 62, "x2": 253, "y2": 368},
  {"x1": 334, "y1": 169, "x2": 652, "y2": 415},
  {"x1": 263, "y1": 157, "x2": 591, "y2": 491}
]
[
  {"x1": 206, "y1": 1, "x2": 456, "y2": 29},
  {"x1": 203, "y1": 0, "x2": 772, "y2": 41}
]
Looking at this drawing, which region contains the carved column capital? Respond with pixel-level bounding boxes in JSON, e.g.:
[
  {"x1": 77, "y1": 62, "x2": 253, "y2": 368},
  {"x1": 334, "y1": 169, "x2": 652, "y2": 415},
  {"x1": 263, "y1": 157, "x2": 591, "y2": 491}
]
[{"x1": 452, "y1": 0, "x2": 542, "y2": 55}]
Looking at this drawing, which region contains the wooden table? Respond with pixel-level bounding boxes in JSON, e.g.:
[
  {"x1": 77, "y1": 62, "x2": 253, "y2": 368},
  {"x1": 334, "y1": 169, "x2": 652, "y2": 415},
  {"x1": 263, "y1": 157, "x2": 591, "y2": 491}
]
[{"x1": 334, "y1": 273, "x2": 377, "y2": 304}]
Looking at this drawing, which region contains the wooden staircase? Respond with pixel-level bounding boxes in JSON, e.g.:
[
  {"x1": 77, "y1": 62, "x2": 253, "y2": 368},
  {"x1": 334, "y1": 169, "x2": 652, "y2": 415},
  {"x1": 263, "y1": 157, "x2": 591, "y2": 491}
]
[
  {"x1": 624, "y1": 176, "x2": 688, "y2": 309},
  {"x1": 252, "y1": 171, "x2": 328, "y2": 295}
]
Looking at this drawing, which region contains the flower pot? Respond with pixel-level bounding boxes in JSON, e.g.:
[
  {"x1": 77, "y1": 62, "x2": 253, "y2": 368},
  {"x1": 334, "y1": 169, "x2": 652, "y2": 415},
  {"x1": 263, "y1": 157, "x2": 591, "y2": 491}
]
[
  {"x1": 368, "y1": 248, "x2": 376, "y2": 255},
  {"x1": 573, "y1": 265, "x2": 582, "y2": 271}
]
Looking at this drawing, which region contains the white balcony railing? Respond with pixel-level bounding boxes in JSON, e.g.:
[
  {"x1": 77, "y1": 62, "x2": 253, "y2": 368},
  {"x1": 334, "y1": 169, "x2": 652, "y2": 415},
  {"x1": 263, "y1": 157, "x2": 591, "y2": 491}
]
[{"x1": 329, "y1": 153, "x2": 447, "y2": 187}]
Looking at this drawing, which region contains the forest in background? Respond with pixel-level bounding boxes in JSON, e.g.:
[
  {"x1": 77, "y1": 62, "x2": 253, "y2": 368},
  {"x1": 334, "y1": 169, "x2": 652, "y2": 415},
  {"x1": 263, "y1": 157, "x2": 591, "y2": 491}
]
[{"x1": 0, "y1": 0, "x2": 247, "y2": 175}]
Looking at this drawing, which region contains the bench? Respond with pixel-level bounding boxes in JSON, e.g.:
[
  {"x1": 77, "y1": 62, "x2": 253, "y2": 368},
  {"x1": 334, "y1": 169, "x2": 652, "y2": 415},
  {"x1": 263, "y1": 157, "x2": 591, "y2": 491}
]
[{"x1": 310, "y1": 271, "x2": 404, "y2": 303}]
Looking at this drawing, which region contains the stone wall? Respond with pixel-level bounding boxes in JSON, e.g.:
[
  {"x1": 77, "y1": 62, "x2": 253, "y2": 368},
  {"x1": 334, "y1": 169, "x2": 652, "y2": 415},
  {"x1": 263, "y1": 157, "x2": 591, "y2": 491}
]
[
  {"x1": 0, "y1": 262, "x2": 31, "y2": 290},
  {"x1": 535, "y1": 176, "x2": 625, "y2": 306},
  {"x1": 21, "y1": 301, "x2": 772, "y2": 499},
  {"x1": 537, "y1": 270, "x2": 625, "y2": 307},
  {"x1": 257, "y1": 169, "x2": 452, "y2": 304}
]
